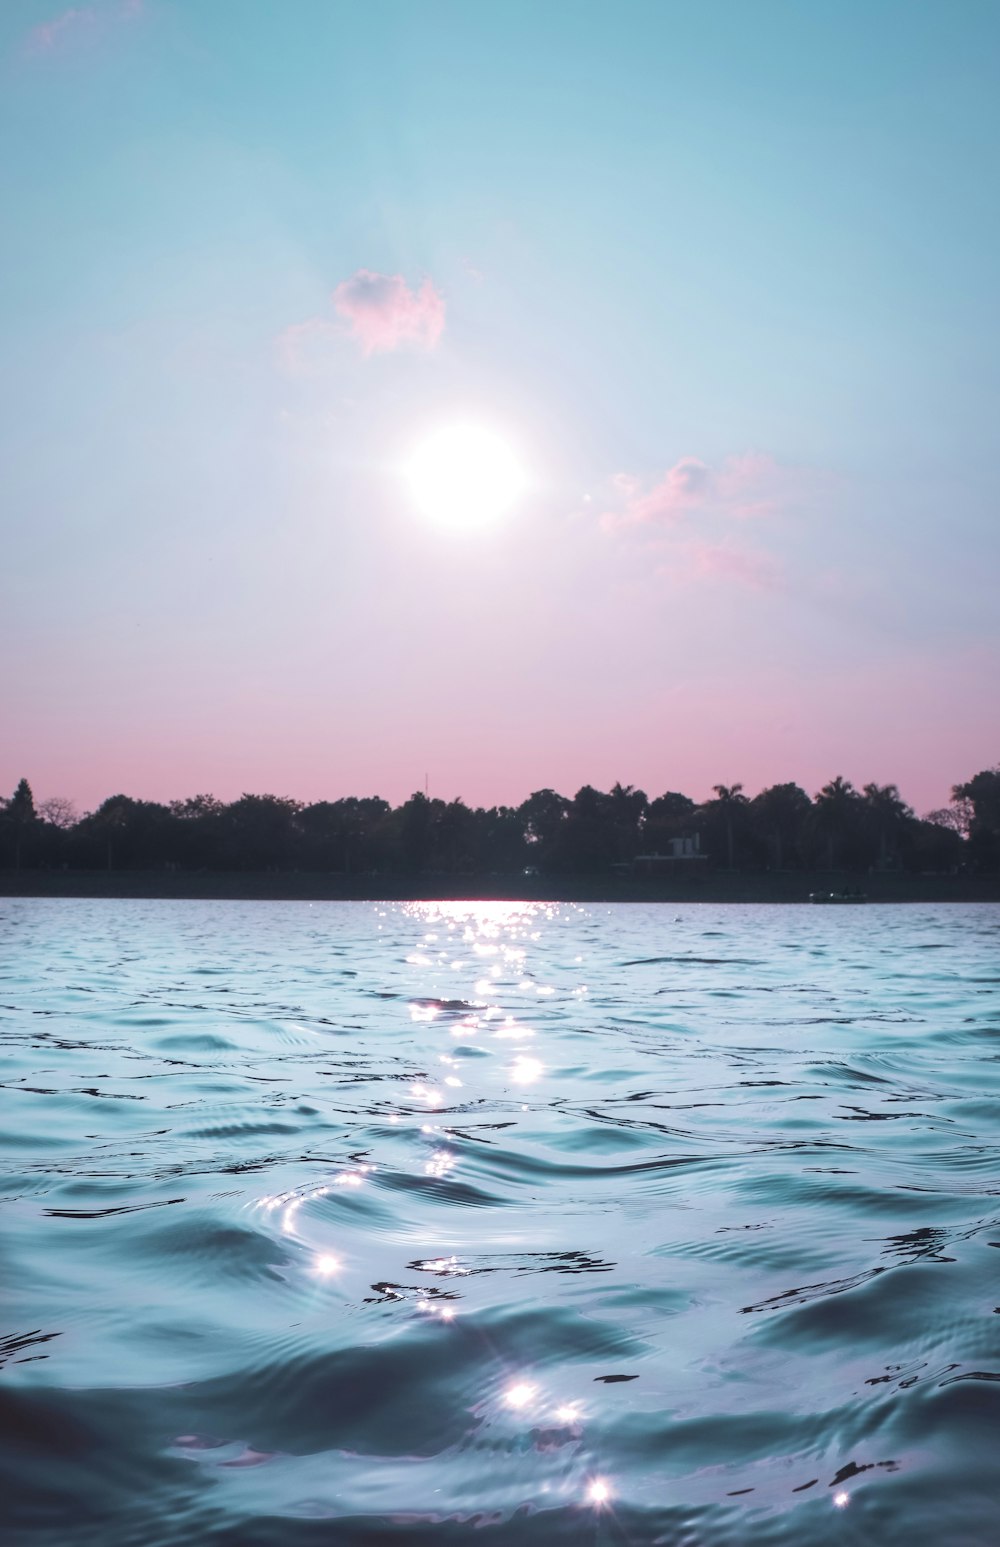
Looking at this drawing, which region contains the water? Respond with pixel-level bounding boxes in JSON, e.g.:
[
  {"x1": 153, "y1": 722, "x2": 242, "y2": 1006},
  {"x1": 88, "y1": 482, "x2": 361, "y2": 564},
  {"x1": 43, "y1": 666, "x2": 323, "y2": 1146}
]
[{"x1": 2, "y1": 899, "x2": 999, "y2": 1545}]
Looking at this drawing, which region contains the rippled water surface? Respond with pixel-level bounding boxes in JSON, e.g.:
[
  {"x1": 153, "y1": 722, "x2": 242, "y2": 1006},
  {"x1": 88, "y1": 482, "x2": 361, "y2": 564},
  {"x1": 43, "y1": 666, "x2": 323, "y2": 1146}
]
[{"x1": 2, "y1": 899, "x2": 999, "y2": 1545}]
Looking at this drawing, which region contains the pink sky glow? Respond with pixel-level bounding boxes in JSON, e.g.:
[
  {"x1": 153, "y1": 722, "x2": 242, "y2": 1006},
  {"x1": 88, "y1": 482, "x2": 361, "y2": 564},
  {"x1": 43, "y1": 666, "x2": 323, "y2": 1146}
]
[
  {"x1": 9, "y1": 529, "x2": 988, "y2": 820},
  {"x1": 684, "y1": 539, "x2": 781, "y2": 590}
]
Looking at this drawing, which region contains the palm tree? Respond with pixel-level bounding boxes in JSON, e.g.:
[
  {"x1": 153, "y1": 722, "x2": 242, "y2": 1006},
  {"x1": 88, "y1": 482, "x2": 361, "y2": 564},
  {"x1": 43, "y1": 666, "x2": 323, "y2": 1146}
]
[
  {"x1": 608, "y1": 782, "x2": 648, "y2": 860},
  {"x1": 711, "y1": 783, "x2": 747, "y2": 870},
  {"x1": 813, "y1": 776, "x2": 860, "y2": 870},
  {"x1": 861, "y1": 783, "x2": 913, "y2": 870}
]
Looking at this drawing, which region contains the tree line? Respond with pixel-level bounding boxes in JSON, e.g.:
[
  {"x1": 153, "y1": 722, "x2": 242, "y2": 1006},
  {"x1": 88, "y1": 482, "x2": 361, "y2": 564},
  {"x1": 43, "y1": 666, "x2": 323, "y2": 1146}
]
[{"x1": 1, "y1": 768, "x2": 998, "y2": 876}]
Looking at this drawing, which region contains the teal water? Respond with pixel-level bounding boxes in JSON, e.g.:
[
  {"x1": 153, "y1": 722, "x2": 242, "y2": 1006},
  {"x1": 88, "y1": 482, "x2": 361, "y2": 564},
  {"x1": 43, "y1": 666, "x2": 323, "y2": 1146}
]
[{"x1": 2, "y1": 899, "x2": 999, "y2": 1545}]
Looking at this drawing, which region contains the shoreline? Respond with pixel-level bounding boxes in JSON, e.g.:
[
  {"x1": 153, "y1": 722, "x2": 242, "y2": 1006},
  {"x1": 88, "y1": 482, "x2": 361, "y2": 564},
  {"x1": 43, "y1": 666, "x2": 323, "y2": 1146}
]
[{"x1": 2, "y1": 870, "x2": 998, "y2": 904}]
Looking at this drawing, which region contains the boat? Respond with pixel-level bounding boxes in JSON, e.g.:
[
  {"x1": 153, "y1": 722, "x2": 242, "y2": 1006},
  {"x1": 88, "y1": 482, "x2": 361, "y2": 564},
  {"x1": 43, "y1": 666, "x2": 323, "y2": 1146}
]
[{"x1": 809, "y1": 890, "x2": 868, "y2": 904}]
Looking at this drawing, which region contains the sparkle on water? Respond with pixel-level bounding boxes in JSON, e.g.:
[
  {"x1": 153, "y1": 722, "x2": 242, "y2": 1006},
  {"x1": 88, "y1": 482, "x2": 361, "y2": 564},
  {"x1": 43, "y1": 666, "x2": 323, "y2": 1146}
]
[
  {"x1": 509, "y1": 1053, "x2": 544, "y2": 1085},
  {"x1": 3, "y1": 897, "x2": 999, "y2": 1544}
]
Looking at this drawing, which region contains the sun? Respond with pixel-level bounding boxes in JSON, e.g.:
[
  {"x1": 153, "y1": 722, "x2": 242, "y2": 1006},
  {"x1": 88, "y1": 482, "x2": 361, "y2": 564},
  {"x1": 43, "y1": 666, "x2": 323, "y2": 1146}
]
[{"x1": 404, "y1": 423, "x2": 528, "y2": 530}]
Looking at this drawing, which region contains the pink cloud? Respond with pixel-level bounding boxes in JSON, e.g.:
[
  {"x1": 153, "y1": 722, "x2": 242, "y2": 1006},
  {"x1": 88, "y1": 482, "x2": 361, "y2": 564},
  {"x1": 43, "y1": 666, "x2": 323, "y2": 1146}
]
[
  {"x1": 277, "y1": 270, "x2": 446, "y2": 372},
  {"x1": 599, "y1": 450, "x2": 803, "y2": 589},
  {"x1": 603, "y1": 451, "x2": 795, "y2": 531},
  {"x1": 605, "y1": 457, "x2": 712, "y2": 529},
  {"x1": 332, "y1": 270, "x2": 445, "y2": 355}
]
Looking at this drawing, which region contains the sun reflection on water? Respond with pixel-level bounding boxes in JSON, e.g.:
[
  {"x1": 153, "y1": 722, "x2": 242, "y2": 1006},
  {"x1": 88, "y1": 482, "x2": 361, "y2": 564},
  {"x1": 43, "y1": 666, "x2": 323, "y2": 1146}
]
[
  {"x1": 415, "y1": 1256, "x2": 468, "y2": 1276},
  {"x1": 494, "y1": 1017, "x2": 534, "y2": 1040},
  {"x1": 511, "y1": 1054, "x2": 545, "y2": 1085}
]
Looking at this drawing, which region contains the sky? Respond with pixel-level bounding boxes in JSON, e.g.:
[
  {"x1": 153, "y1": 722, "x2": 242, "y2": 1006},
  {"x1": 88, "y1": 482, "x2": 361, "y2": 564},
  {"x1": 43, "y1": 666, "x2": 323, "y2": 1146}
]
[{"x1": 2, "y1": 0, "x2": 998, "y2": 816}]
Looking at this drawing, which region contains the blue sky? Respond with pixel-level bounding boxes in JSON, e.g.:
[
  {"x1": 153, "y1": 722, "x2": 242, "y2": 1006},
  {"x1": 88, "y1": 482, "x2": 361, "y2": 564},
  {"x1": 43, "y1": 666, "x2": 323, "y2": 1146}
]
[{"x1": 2, "y1": 0, "x2": 998, "y2": 811}]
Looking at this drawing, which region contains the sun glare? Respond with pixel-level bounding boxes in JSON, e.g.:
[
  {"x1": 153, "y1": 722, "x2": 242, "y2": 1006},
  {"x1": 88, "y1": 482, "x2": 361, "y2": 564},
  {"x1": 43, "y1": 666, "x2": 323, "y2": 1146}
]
[{"x1": 404, "y1": 423, "x2": 527, "y2": 530}]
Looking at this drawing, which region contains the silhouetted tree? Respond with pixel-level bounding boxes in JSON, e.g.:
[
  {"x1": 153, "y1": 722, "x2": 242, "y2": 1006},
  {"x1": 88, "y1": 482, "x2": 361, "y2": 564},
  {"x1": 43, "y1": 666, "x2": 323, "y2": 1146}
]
[
  {"x1": 438, "y1": 798, "x2": 478, "y2": 872},
  {"x1": 518, "y1": 789, "x2": 570, "y2": 869},
  {"x1": 0, "y1": 769, "x2": 983, "y2": 878},
  {"x1": 924, "y1": 803, "x2": 971, "y2": 839},
  {"x1": 811, "y1": 776, "x2": 863, "y2": 870},
  {"x1": 607, "y1": 782, "x2": 648, "y2": 860},
  {"x1": 29, "y1": 795, "x2": 78, "y2": 868},
  {"x1": 393, "y1": 791, "x2": 445, "y2": 873},
  {"x1": 908, "y1": 816, "x2": 964, "y2": 873},
  {"x1": 643, "y1": 791, "x2": 697, "y2": 853},
  {"x1": 475, "y1": 805, "x2": 526, "y2": 872},
  {"x1": 169, "y1": 794, "x2": 225, "y2": 821},
  {"x1": 861, "y1": 783, "x2": 914, "y2": 871},
  {"x1": 750, "y1": 783, "x2": 811, "y2": 870},
  {"x1": 3, "y1": 779, "x2": 37, "y2": 869},
  {"x1": 38, "y1": 795, "x2": 78, "y2": 830},
  {"x1": 77, "y1": 795, "x2": 174, "y2": 870},
  {"x1": 240, "y1": 795, "x2": 390, "y2": 873},
  {"x1": 952, "y1": 766, "x2": 1000, "y2": 871},
  {"x1": 299, "y1": 801, "x2": 351, "y2": 871},
  {"x1": 702, "y1": 784, "x2": 749, "y2": 869},
  {"x1": 539, "y1": 783, "x2": 649, "y2": 872},
  {"x1": 550, "y1": 786, "x2": 619, "y2": 872},
  {"x1": 222, "y1": 795, "x2": 303, "y2": 870},
  {"x1": 165, "y1": 794, "x2": 226, "y2": 868}
]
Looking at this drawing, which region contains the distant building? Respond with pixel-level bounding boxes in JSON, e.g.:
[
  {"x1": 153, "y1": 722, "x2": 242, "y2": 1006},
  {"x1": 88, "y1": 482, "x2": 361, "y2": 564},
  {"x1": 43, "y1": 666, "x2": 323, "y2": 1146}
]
[
  {"x1": 630, "y1": 835, "x2": 706, "y2": 874},
  {"x1": 668, "y1": 834, "x2": 701, "y2": 860}
]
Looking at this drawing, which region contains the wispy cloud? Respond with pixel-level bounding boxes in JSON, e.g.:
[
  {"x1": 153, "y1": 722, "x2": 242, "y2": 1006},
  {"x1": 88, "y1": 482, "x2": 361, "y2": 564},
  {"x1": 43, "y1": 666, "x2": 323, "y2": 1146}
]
[
  {"x1": 684, "y1": 538, "x2": 781, "y2": 590},
  {"x1": 332, "y1": 270, "x2": 445, "y2": 355},
  {"x1": 26, "y1": 7, "x2": 96, "y2": 51},
  {"x1": 714, "y1": 452, "x2": 792, "y2": 519},
  {"x1": 25, "y1": 1, "x2": 141, "y2": 55},
  {"x1": 275, "y1": 317, "x2": 341, "y2": 375}
]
